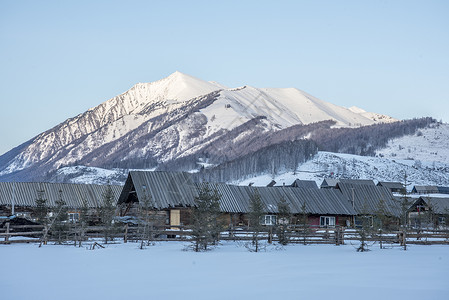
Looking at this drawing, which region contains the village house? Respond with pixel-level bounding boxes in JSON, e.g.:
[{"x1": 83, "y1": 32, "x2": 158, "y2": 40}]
[
  {"x1": 411, "y1": 185, "x2": 440, "y2": 194},
  {"x1": 377, "y1": 181, "x2": 405, "y2": 193},
  {"x1": 320, "y1": 178, "x2": 375, "y2": 189},
  {"x1": 290, "y1": 179, "x2": 319, "y2": 189},
  {"x1": 335, "y1": 182, "x2": 402, "y2": 228},
  {"x1": 0, "y1": 182, "x2": 122, "y2": 221},
  {"x1": 117, "y1": 171, "x2": 357, "y2": 228},
  {"x1": 408, "y1": 196, "x2": 449, "y2": 228}
]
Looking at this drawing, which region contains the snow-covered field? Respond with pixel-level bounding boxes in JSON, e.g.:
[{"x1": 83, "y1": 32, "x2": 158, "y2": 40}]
[{"x1": 1, "y1": 241, "x2": 448, "y2": 300}]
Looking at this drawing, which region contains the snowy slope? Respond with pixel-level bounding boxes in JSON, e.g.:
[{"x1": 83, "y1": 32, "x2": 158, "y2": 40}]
[
  {"x1": 376, "y1": 123, "x2": 449, "y2": 164},
  {"x1": 0, "y1": 72, "x2": 396, "y2": 181},
  {"x1": 232, "y1": 151, "x2": 449, "y2": 188}
]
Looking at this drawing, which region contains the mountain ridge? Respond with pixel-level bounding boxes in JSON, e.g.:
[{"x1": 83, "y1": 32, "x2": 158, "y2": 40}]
[{"x1": 0, "y1": 72, "x2": 398, "y2": 182}]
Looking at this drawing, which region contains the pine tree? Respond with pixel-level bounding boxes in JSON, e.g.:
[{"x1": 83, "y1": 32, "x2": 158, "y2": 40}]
[
  {"x1": 138, "y1": 193, "x2": 155, "y2": 249},
  {"x1": 399, "y1": 171, "x2": 412, "y2": 229},
  {"x1": 276, "y1": 197, "x2": 291, "y2": 245},
  {"x1": 192, "y1": 184, "x2": 223, "y2": 252},
  {"x1": 191, "y1": 184, "x2": 223, "y2": 252},
  {"x1": 52, "y1": 190, "x2": 69, "y2": 244},
  {"x1": 77, "y1": 197, "x2": 89, "y2": 247},
  {"x1": 34, "y1": 189, "x2": 48, "y2": 224},
  {"x1": 299, "y1": 200, "x2": 310, "y2": 245},
  {"x1": 248, "y1": 189, "x2": 265, "y2": 252},
  {"x1": 356, "y1": 200, "x2": 372, "y2": 252},
  {"x1": 99, "y1": 184, "x2": 116, "y2": 244}
]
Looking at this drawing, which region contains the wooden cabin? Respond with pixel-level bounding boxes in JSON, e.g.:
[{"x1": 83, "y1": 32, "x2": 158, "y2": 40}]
[
  {"x1": 321, "y1": 178, "x2": 375, "y2": 189},
  {"x1": 291, "y1": 179, "x2": 319, "y2": 189},
  {"x1": 411, "y1": 185, "x2": 439, "y2": 194},
  {"x1": 0, "y1": 182, "x2": 122, "y2": 221},
  {"x1": 408, "y1": 197, "x2": 449, "y2": 228},
  {"x1": 336, "y1": 182, "x2": 402, "y2": 228},
  {"x1": 118, "y1": 171, "x2": 357, "y2": 228},
  {"x1": 377, "y1": 181, "x2": 405, "y2": 193}
]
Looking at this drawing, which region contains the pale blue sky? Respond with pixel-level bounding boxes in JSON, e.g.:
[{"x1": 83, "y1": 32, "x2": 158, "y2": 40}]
[{"x1": 1, "y1": 0, "x2": 448, "y2": 155}]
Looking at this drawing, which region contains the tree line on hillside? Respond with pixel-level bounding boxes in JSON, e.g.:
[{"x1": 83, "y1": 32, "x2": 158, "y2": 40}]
[
  {"x1": 312, "y1": 117, "x2": 436, "y2": 156},
  {"x1": 194, "y1": 139, "x2": 318, "y2": 183}
]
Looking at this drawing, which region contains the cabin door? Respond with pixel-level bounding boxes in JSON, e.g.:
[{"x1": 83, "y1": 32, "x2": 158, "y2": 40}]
[{"x1": 170, "y1": 209, "x2": 181, "y2": 230}]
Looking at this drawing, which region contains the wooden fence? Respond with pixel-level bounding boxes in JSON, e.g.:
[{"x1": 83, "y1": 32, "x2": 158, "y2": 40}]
[{"x1": 1, "y1": 223, "x2": 449, "y2": 246}]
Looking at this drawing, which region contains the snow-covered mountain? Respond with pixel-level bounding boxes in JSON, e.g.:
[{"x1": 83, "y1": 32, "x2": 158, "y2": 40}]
[{"x1": 0, "y1": 71, "x2": 398, "y2": 182}]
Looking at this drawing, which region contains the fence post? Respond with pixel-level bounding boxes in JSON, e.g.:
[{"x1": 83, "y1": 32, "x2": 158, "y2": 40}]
[
  {"x1": 335, "y1": 227, "x2": 342, "y2": 245},
  {"x1": 5, "y1": 221, "x2": 10, "y2": 244},
  {"x1": 124, "y1": 224, "x2": 128, "y2": 243},
  {"x1": 403, "y1": 230, "x2": 407, "y2": 250}
]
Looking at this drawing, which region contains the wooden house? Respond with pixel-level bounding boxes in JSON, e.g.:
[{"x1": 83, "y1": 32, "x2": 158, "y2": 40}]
[
  {"x1": 320, "y1": 178, "x2": 375, "y2": 189},
  {"x1": 117, "y1": 171, "x2": 198, "y2": 228},
  {"x1": 290, "y1": 179, "x2": 319, "y2": 189},
  {"x1": 377, "y1": 181, "x2": 405, "y2": 193},
  {"x1": 336, "y1": 182, "x2": 402, "y2": 227},
  {"x1": 436, "y1": 186, "x2": 449, "y2": 195},
  {"x1": 118, "y1": 171, "x2": 357, "y2": 228},
  {"x1": 408, "y1": 197, "x2": 449, "y2": 228},
  {"x1": 411, "y1": 185, "x2": 439, "y2": 194},
  {"x1": 0, "y1": 182, "x2": 122, "y2": 221},
  {"x1": 320, "y1": 178, "x2": 340, "y2": 189}
]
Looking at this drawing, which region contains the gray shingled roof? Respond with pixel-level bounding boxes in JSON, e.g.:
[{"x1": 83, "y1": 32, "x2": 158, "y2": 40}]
[
  {"x1": 291, "y1": 179, "x2": 319, "y2": 189},
  {"x1": 0, "y1": 182, "x2": 122, "y2": 209},
  {"x1": 412, "y1": 186, "x2": 439, "y2": 194},
  {"x1": 337, "y1": 183, "x2": 402, "y2": 217},
  {"x1": 321, "y1": 178, "x2": 340, "y2": 188},
  {"x1": 321, "y1": 178, "x2": 375, "y2": 188},
  {"x1": 117, "y1": 171, "x2": 198, "y2": 209},
  {"x1": 195, "y1": 183, "x2": 356, "y2": 215},
  {"x1": 418, "y1": 197, "x2": 449, "y2": 214},
  {"x1": 377, "y1": 181, "x2": 404, "y2": 191},
  {"x1": 118, "y1": 171, "x2": 356, "y2": 215},
  {"x1": 437, "y1": 186, "x2": 449, "y2": 195}
]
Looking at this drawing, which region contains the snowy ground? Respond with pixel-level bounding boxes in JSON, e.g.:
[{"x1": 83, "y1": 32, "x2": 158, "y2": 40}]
[{"x1": 1, "y1": 241, "x2": 448, "y2": 300}]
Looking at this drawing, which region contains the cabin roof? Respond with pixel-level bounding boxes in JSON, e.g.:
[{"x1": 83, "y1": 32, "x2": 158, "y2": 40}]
[
  {"x1": 291, "y1": 179, "x2": 319, "y2": 189},
  {"x1": 417, "y1": 197, "x2": 449, "y2": 214},
  {"x1": 117, "y1": 171, "x2": 198, "y2": 209},
  {"x1": 118, "y1": 171, "x2": 356, "y2": 215},
  {"x1": 377, "y1": 181, "x2": 404, "y2": 190},
  {"x1": 337, "y1": 183, "x2": 401, "y2": 217},
  {"x1": 412, "y1": 185, "x2": 439, "y2": 193}
]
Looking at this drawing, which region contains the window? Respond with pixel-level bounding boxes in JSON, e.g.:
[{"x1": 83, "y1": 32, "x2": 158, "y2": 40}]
[
  {"x1": 68, "y1": 212, "x2": 80, "y2": 223},
  {"x1": 354, "y1": 215, "x2": 373, "y2": 228},
  {"x1": 320, "y1": 216, "x2": 336, "y2": 227},
  {"x1": 260, "y1": 215, "x2": 277, "y2": 226}
]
